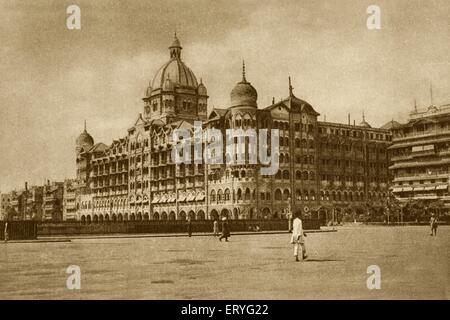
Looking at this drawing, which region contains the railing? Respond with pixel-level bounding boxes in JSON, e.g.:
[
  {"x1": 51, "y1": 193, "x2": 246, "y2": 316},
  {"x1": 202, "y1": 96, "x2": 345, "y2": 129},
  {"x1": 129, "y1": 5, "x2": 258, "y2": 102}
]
[
  {"x1": 36, "y1": 219, "x2": 322, "y2": 236},
  {"x1": 0, "y1": 221, "x2": 38, "y2": 240}
]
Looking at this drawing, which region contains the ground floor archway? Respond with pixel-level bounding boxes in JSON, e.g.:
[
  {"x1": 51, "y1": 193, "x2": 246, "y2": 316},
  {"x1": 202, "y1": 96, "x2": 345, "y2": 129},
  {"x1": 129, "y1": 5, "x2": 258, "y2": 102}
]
[
  {"x1": 210, "y1": 209, "x2": 219, "y2": 221},
  {"x1": 196, "y1": 210, "x2": 205, "y2": 220}
]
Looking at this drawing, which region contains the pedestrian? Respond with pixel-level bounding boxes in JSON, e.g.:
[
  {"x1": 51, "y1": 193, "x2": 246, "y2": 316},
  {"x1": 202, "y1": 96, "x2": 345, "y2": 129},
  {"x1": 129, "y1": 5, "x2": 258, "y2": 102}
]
[
  {"x1": 430, "y1": 213, "x2": 438, "y2": 236},
  {"x1": 4, "y1": 221, "x2": 9, "y2": 243},
  {"x1": 187, "y1": 216, "x2": 192, "y2": 237},
  {"x1": 219, "y1": 217, "x2": 230, "y2": 242},
  {"x1": 291, "y1": 212, "x2": 307, "y2": 262},
  {"x1": 213, "y1": 219, "x2": 219, "y2": 237}
]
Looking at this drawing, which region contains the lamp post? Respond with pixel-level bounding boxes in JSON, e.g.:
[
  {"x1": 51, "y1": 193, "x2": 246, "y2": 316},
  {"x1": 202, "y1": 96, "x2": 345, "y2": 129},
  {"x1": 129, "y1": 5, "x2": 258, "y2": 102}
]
[{"x1": 287, "y1": 197, "x2": 292, "y2": 232}]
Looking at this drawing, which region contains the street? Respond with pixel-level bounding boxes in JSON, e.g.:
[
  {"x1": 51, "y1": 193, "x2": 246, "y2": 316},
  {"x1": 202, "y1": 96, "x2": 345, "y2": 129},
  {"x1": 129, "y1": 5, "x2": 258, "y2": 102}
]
[{"x1": 0, "y1": 225, "x2": 448, "y2": 299}]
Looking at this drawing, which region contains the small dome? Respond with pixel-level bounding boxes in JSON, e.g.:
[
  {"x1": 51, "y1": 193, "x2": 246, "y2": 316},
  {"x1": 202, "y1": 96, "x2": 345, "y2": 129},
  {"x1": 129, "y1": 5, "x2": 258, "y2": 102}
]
[
  {"x1": 198, "y1": 81, "x2": 207, "y2": 96},
  {"x1": 230, "y1": 81, "x2": 257, "y2": 108},
  {"x1": 76, "y1": 128, "x2": 94, "y2": 150},
  {"x1": 359, "y1": 113, "x2": 371, "y2": 128},
  {"x1": 230, "y1": 62, "x2": 257, "y2": 108},
  {"x1": 359, "y1": 120, "x2": 371, "y2": 128}
]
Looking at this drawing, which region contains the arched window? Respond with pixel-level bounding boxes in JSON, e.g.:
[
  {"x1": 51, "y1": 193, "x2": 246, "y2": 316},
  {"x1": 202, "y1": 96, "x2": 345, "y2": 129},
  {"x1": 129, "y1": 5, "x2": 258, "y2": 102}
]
[
  {"x1": 217, "y1": 189, "x2": 223, "y2": 202},
  {"x1": 245, "y1": 188, "x2": 251, "y2": 201},
  {"x1": 302, "y1": 171, "x2": 309, "y2": 180},
  {"x1": 285, "y1": 153, "x2": 290, "y2": 163},
  {"x1": 283, "y1": 189, "x2": 290, "y2": 200},
  {"x1": 303, "y1": 190, "x2": 309, "y2": 200},
  {"x1": 301, "y1": 139, "x2": 307, "y2": 148},
  {"x1": 295, "y1": 171, "x2": 301, "y2": 180},
  {"x1": 237, "y1": 189, "x2": 242, "y2": 201},
  {"x1": 275, "y1": 189, "x2": 282, "y2": 201},
  {"x1": 283, "y1": 170, "x2": 290, "y2": 180},
  {"x1": 224, "y1": 189, "x2": 231, "y2": 201},
  {"x1": 210, "y1": 190, "x2": 216, "y2": 203}
]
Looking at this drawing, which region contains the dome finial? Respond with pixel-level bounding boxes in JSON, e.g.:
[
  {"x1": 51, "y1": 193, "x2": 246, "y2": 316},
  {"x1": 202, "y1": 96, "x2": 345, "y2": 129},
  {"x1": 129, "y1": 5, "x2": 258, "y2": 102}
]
[
  {"x1": 242, "y1": 60, "x2": 246, "y2": 82},
  {"x1": 362, "y1": 110, "x2": 365, "y2": 122},
  {"x1": 84, "y1": 120, "x2": 87, "y2": 132}
]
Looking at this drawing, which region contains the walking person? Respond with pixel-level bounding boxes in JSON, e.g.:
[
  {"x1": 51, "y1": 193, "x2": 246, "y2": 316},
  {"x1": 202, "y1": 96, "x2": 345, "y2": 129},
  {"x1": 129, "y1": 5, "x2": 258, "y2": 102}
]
[
  {"x1": 430, "y1": 213, "x2": 438, "y2": 236},
  {"x1": 4, "y1": 221, "x2": 9, "y2": 243},
  {"x1": 291, "y1": 212, "x2": 307, "y2": 262},
  {"x1": 187, "y1": 216, "x2": 192, "y2": 237},
  {"x1": 219, "y1": 217, "x2": 230, "y2": 242},
  {"x1": 213, "y1": 219, "x2": 219, "y2": 237}
]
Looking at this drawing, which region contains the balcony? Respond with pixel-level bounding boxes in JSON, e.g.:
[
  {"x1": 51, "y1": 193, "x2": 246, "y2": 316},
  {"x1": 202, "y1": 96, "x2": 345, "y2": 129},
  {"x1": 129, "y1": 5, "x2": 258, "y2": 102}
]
[
  {"x1": 392, "y1": 129, "x2": 450, "y2": 143},
  {"x1": 389, "y1": 158, "x2": 450, "y2": 170},
  {"x1": 44, "y1": 196, "x2": 56, "y2": 202},
  {"x1": 393, "y1": 172, "x2": 449, "y2": 182}
]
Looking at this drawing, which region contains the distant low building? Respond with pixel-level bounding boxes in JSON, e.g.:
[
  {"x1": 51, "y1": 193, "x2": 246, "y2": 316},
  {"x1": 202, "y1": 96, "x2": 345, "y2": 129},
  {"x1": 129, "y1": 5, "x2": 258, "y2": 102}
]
[
  {"x1": 5, "y1": 183, "x2": 43, "y2": 220},
  {"x1": 1, "y1": 192, "x2": 12, "y2": 220}
]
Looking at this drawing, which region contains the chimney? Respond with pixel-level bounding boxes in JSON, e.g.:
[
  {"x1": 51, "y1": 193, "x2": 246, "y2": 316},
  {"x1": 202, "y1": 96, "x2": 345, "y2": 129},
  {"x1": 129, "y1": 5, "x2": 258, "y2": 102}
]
[
  {"x1": 348, "y1": 113, "x2": 351, "y2": 125},
  {"x1": 25, "y1": 181, "x2": 28, "y2": 191},
  {"x1": 47, "y1": 179, "x2": 50, "y2": 186}
]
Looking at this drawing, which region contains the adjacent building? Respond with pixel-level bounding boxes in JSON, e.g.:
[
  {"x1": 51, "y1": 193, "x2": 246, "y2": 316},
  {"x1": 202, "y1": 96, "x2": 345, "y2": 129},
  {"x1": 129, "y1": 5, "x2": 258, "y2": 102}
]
[
  {"x1": 389, "y1": 103, "x2": 450, "y2": 209},
  {"x1": 62, "y1": 179, "x2": 77, "y2": 221},
  {"x1": 3, "y1": 183, "x2": 43, "y2": 220},
  {"x1": 42, "y1": 181, "x2": 64, "y2": 221}
]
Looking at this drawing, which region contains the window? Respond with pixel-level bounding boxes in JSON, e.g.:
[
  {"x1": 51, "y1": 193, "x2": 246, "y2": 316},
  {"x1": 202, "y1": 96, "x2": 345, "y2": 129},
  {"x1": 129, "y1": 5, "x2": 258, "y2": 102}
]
[{"x1": 275, "y1": 189, "x2": 282, "y2": 201}]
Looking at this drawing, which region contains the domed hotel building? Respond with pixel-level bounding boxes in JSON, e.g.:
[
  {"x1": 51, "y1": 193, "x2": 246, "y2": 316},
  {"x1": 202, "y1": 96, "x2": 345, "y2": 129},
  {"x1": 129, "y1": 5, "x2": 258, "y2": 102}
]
[{"x1": 74, "y1": 35, "x2": 392, "y2": 223}]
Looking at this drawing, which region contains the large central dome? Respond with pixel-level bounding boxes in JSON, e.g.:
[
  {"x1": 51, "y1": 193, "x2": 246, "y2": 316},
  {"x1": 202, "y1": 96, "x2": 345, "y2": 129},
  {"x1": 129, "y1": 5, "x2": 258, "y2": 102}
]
[{"x1": 150, "y1": 35, "x2": 198, "y2": 91}]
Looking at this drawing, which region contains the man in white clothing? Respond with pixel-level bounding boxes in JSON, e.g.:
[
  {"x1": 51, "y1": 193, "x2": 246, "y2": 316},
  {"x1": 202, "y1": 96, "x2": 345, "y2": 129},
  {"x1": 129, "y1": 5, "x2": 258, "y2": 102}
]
[{"x1": 291, "y1": 212, "x2": 307, "y2": 262}]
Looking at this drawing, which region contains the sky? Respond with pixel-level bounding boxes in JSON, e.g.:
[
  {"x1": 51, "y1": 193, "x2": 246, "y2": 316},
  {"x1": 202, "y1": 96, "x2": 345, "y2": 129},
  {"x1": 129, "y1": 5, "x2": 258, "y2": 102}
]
[{"x1": 0, "y1": 0, "x2": 449, "y2": 191}]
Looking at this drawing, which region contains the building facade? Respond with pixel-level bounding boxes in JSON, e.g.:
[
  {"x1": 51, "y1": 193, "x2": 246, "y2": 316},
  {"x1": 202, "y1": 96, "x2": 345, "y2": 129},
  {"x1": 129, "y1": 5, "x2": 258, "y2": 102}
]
[
  {"x1": 74, "y1": 35, "x2": 392, "y2": 223},
  {"x1": 389, "y1": 103, "x2": 450, "y2": 209},
  {"x1": 62, "y1": 179, "x2": 77, "y2": 221},
  {"x1": 1, "y1": 193, "x2": 12, "y2": 220},
  {"x1": 42, "y1": 181, "x2": 64, "y2": 221},
  {"x1": 4, "y1": 183, "x2": 43, "y2": 220}
]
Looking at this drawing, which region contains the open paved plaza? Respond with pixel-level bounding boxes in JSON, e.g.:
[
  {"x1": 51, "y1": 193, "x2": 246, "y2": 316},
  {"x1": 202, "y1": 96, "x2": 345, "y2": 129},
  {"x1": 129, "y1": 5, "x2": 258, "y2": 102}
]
[{"x1": 0, "y1": 225, "x2": 448, "y2": 299}]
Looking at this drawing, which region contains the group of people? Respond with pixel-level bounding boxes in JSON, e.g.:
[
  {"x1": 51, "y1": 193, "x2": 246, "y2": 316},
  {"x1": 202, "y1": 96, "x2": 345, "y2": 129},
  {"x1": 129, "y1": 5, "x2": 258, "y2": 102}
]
[
  {"x1": 213, "y1": 217, "x2": 230, "y2": 241},
  {"x1": 186, "y1": 216, "x2": 231, "y2": 241}
]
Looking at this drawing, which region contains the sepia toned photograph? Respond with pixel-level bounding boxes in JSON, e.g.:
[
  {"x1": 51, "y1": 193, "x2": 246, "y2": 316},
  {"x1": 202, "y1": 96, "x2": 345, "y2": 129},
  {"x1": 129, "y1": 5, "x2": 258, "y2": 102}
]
[{"x1": 0, "y1": 0, "x2": 449, "y2": 304}]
